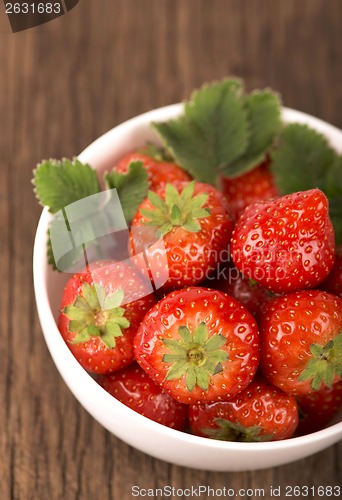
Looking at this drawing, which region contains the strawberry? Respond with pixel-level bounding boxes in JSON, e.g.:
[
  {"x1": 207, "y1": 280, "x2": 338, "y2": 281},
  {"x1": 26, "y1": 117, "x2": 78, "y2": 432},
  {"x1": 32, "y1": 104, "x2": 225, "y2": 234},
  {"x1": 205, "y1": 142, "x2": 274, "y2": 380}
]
[
  {"x1": 134, "y1": 287, "x2": 260, "y2": 404},
  {"x1": 320, "y1": 245, "x2": 342, "y2": 298},
  {"x1": 260, "y1": 290, "x2": 342, "y2": 395},
  {"x1": 205, "y1": 264, "x2": 273, "y2": 319},
  {"x1": 296, "y1": 380, "x2": 342, "y2": 435},
  {"x1": 231, "y1": 189, "x2": 335, "y2": 294},
  {"x1": 58, "y1": 260, "x2": 156, "y2": 374},
  {"x1": 115, "y1": 149, "x2": 191, "y2": 192},
  {"x1": 189, "y1": 375, "x2": 298, "y2": 441},
  {"x1": 98, "y1": 363, "x2": 188, "y2": 430},
  {"x1": 220, "y1": 158, "x2": 279, "y2": 220},
  {"x1": 130, "y1": 181, "x2": 234, "y2": 291}
]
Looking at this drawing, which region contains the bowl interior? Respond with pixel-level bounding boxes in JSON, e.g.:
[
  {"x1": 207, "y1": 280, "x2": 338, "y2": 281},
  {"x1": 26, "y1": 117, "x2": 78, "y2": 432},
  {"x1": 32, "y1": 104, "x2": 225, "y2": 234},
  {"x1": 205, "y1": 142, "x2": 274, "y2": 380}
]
[{"x1": 35, "y1": 104, "x2": 342, "y2": 470}]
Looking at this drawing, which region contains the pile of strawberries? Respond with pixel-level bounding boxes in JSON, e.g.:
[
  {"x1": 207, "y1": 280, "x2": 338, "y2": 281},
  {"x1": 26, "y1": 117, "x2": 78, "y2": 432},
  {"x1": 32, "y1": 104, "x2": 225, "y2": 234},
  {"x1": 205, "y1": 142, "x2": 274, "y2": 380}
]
[{"x1": 58, "y1": 149, "x2": 342, "y2": 442}]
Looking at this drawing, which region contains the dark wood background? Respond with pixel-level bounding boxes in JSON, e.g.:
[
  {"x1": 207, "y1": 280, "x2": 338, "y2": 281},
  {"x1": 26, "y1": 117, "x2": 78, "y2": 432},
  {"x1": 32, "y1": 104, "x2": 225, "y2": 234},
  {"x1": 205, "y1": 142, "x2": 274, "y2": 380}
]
[{"x1": 0, "y1": 1, "x2": 341, "y2": 499}]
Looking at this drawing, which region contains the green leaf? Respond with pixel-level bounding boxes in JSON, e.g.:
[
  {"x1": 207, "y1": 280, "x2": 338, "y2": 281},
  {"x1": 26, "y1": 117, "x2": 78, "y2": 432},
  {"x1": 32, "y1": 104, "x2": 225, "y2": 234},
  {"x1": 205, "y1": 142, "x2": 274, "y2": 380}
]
[
  {"x1": 70, "y1": 328, "x2": 94, "y2": 344},
  {"x1": 193, "y1": 323, "x2": 208, "y2": 344},
  {"x1": 206, "y1": 350, "x2": 229, "y2": 365},
  {"x1": 165, "y1": 360, "x2": 188, "y2": 380},
  {"x1": 153, "y1": 78, "x2": 249, "y2": 183},
  {"x1": 138, "y1": 141, "x2": 174, "y2": 162},
  {"x1": 69, "y1": 320, "x2": 87, "y2": 332},
  {"x1": 104, "y1": 289, "x2": 125, "y2": 310},
  {"x1": 186, "y1": 367, "x2": 197, "y2": 392},
  {"x1": 47, "y1": 233, "x2": 58, "y2": 271},
  {"x1": 148, "y1": 190, "x2": 167, "y2": 211},
  {"x1": 114, "y1": 316, "x2": 130, "y2": 329},
  {"x1": 271, "y1": 123, "x2": 336, "y2": 195},
  {"x1": 105, "y1": 161, "x2": 149, "y2": 223},
  {"x1": 159, "y1": 223, "x2": 173, "y2": 235},
  {"x1": 182, "y1": 220, "x2": 201, "y2": 233},
  {"x1": 163, "y1": 353, "x2": 187, "y2": 363},
  {"x1": 178, "y1": 326, "x2": 193, "y2": 343},
  {"x1": 165, "y1": 183, "x2": 180, "y2": 206},
  {"x1": 170, "y1": 204, "x2": 183, "y2": 226},
  {"x1": 325, "y1": 156, "x2": 342, "y2": 244},
  {"x1": 63, "y1": 305, "x2": 87, "y2": 321},
  {"x1": 205, "y1": 334, "x2": 227, "y2": 351},
  {"x1": 179, "y1": 181, "x2": 195, "y2": 206},
  {"x1": 222, "y1": 90, "x2": 281, "y2": 177},
  {"x1": 195, "y1": 368, "x2": 210, "y2": 390},
  {"x1": 162, "y1": 338, "x2": 188, "y2": 355},
  {"x1": 33, "y1": 158, "x2": 100, "y2": 214},
  {"x1": 189, "y1": 193, "x2": 209, "y2": 210},
  {"x1": 101, "y1": 330, "x2": 117, "y2": 349},
  {"x1": 82, "y1": 283, "x2": 100, "y2": 310},
  {"x1": 191, "y1": 208, "x2": 210, "y2": 219}
]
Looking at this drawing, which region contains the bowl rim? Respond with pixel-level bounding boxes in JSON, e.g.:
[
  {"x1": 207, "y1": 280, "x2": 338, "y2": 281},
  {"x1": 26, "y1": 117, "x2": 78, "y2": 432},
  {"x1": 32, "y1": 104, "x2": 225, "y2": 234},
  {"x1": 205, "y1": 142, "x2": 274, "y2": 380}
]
[{"x1": 33, "y1": 103, "x2": 342, "y2": 453}]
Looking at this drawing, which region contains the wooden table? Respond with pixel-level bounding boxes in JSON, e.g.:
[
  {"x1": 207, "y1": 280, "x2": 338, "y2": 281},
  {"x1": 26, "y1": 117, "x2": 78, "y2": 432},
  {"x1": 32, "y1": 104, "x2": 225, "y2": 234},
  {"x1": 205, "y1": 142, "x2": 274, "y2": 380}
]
[{"x1": 0, "y1": 1, "x2": 341, "y2": 498}]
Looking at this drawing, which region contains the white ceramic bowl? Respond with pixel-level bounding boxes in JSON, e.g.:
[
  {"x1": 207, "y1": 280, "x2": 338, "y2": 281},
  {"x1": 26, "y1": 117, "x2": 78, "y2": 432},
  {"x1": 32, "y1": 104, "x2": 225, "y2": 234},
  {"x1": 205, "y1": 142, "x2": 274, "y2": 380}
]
[{"x1": 33, "y1": 104, "x2": 342, "y2": 471}]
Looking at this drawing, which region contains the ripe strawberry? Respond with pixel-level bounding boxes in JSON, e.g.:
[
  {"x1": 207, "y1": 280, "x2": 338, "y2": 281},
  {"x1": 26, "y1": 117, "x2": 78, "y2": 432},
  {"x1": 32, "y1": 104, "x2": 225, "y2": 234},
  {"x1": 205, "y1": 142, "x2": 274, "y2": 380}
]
[
  {"x1": 130, "y1": 181, "x2": 234, "y2": 291},
  {"x1": 205, "y1": 264, "x2": 273, "y2": 319},
  {"x1": 98, "y1": 363, "x2": 188, "y2": 430},
  {"x1": 260, "y1": 290, "x2": 342, "y2": 395},
  {"x1": 115, "y1": 149, "x2": 191, "y2": 192},
  {"x1": 134, "y1": 287, "x2": 260, "y2": 404},
  {"x1": 320, "y1": 245, "x2": 342, "y2": 298},
  {"x1": 220, "y1": 158, "x2": 279, "y2": 220},
  {"x1": 189, "y1": 375, "x2": 298, "y2": 441},
  {"x1": 231, "y1": 189, "x2": 335, "y2": 294},
  {"x1": 296, "y1": 380, "x2": 342, "y2": 436},
  {"x1": 58, "y1": 260, "x2": 156, "y2": 374}
]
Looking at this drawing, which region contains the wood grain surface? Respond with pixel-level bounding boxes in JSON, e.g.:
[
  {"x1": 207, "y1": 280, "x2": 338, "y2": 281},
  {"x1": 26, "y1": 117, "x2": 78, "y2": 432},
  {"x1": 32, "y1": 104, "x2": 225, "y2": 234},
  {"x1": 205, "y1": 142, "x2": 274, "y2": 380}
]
[{"x1": 0, "y1": 1, "x2": 341, "y2": 499}]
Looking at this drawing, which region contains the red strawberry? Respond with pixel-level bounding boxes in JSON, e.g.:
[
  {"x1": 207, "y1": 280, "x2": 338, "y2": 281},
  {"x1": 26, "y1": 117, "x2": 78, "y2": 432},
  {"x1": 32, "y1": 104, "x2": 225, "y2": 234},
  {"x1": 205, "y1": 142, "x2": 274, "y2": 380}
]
[
  {"x1": 205, "y1": 264, "x2": 273, "y2": 319},
  {"x1": 98, "y1": 363, "x2": 188, "y2": 430},
  {"x1": 134, "y1": 287, "x2": 260, "y2": 404},
  {"x1": 260, "y1": 290, "x2": 342, "y2": 395},
  {"x1": 320, "y1": 245, "x2": 342, "y2": 298},
  {"x1": 220, "y1": 158, "x2": 279, "y2": 220},
  {"x1": 115, "y1": 149, "x2": 191, "y2": 191},
  {"x1": 130, "y1": 181, "x2": 234, "y2": 291},
  {"x1": 58, "y1": 260, "x2": 156, "y2": 374},
  {"x1": 189, "y1": 375, "x2": 298, "y2": 441},
  {"x1": 231, "y1": 189, "x2": 335, "y2": 293},
  {"x1": 296, "y1": 380, "x2": 342, "y2": 436}
]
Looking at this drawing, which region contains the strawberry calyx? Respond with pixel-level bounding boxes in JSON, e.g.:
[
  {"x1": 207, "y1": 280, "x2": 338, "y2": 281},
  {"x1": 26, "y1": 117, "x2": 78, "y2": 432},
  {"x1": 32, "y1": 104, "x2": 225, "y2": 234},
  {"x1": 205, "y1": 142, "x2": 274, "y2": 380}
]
[
  {"x1": 298, "y1": 333, "x2": 342, "y2": 390},
  {"x1": 162, "y1": 322, "x2": 228, "y2": 392},
  {"x1": 138, "y1": 142, "x2": 174, "y2": 163},
  {"x1": 140, "y1": 181, "x2": 210, "y2": 236},
  {"x1": 63, "y1": 283, "x2": 130, "y2": 349},
  {"x1": 202, "y1": 418, "x2": 273, "y2": 442}
]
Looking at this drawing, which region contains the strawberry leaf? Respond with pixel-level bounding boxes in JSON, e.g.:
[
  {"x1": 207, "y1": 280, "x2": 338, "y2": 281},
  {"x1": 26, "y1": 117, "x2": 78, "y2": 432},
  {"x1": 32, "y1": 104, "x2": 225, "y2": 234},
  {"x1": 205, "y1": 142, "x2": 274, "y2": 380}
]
[
  {"x1": 104, "y1": 161, "x2": 149, "y2": 224},
  {"x1": 325, "y1": 155, "x2": 342, "y2": 244},
  {"x1": 271, "y1": 124, "x2": 336, "y2": 194},
  {"x1": 153, "y1": 78, "x2": 249, "y2": 183},
  {"x1": 33, "y1": 158, "x2": 100, "y2": 214},
  {"x1": 222, "y1": 90, "x2": 281, "y2": 177}
]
